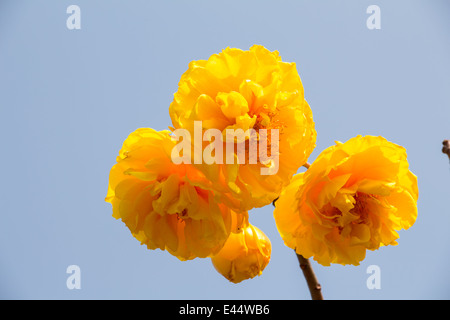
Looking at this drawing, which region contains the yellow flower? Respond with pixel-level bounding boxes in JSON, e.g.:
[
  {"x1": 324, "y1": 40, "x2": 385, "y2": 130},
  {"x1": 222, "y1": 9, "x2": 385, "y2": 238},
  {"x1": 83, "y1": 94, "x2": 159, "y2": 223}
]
[
  {"x1": 105, "y1": 128, "x2": 236, "y2": 261},
  {"x1": 169, "y1": 45, "x2": 316, "y2": 211},
  {"x1": 274, "y1": 135, "x2": 418, "y2": 266},
  {"x1": 211, "y1": 214, "x2": 271, "y2": 283}
]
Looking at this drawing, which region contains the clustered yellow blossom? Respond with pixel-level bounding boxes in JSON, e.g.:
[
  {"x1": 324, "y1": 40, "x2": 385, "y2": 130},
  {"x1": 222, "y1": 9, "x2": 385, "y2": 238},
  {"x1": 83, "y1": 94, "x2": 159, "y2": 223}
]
[
  {"x1": 274, "y1": 135, "x2": 418, "y2": 266},
  {"x1": 106, "y1": 45, "x2": 418, "y2": 284},
  {"x1": 105, "y1": 128, "x2": 234, "y2": 260},
  {"x1": 169, "y1": 45, "x2": 316, "y2": 211}
]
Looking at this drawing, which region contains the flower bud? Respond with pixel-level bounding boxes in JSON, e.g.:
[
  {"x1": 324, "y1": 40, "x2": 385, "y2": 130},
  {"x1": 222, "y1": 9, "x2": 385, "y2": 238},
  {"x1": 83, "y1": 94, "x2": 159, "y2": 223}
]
[{"x1": 211, "y1": 223, "x2": 271, "y2": 283}]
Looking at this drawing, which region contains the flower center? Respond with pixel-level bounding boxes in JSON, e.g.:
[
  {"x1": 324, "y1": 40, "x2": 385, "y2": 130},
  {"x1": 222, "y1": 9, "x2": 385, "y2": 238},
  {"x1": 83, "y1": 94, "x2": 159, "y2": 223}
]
[{"x1": 350, "y1": 192, "x2": 376, "y2": 224}]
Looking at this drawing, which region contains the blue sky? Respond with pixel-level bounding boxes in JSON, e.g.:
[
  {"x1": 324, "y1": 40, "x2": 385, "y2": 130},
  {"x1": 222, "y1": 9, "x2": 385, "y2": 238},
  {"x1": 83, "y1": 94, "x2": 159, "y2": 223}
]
[{"x1": 1, "y1": 0, "x2": 449, "y2": 299}]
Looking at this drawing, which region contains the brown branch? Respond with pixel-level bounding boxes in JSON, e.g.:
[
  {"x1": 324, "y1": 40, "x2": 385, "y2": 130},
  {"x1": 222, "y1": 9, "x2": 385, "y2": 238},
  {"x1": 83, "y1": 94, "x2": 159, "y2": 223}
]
[
  {"x1": 442, "y1": 140, "x2": 450, "y2": 160},
  {"x1": 296, "y1": 252, "x2": 324, "y2": 300},
  {"x1": 273, "y1": 160, "x2": 323, "y2": 300}
]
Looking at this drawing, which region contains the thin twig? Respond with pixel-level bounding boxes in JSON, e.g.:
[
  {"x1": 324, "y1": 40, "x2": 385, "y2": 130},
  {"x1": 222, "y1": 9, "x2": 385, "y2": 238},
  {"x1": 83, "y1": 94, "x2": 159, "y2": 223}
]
[
  {"x1": 442, "y1": 140, "x2": 450, "y2": 160},
  {"x1": 295, "y1": 252, "x2": 324, "y2": 300},
  {"x1": 272, "y1": 164, "x2": 324, "y2": 300}
]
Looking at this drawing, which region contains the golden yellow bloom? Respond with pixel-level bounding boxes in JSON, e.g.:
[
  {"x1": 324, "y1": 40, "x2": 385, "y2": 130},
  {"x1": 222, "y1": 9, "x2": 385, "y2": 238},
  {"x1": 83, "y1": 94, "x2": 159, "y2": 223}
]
[
  {"x1": 274, "y1": 135, "x2": 418, "y2": 266},
  {"x1": 169, "y1": 45, "x2": 316, "y2": 211},
  {"x1": 105, "y1": 128, "x2": 235, "y2": 261},
  {"x1": 211, "y1": 214, "x2": 271, "y2": 283}
]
